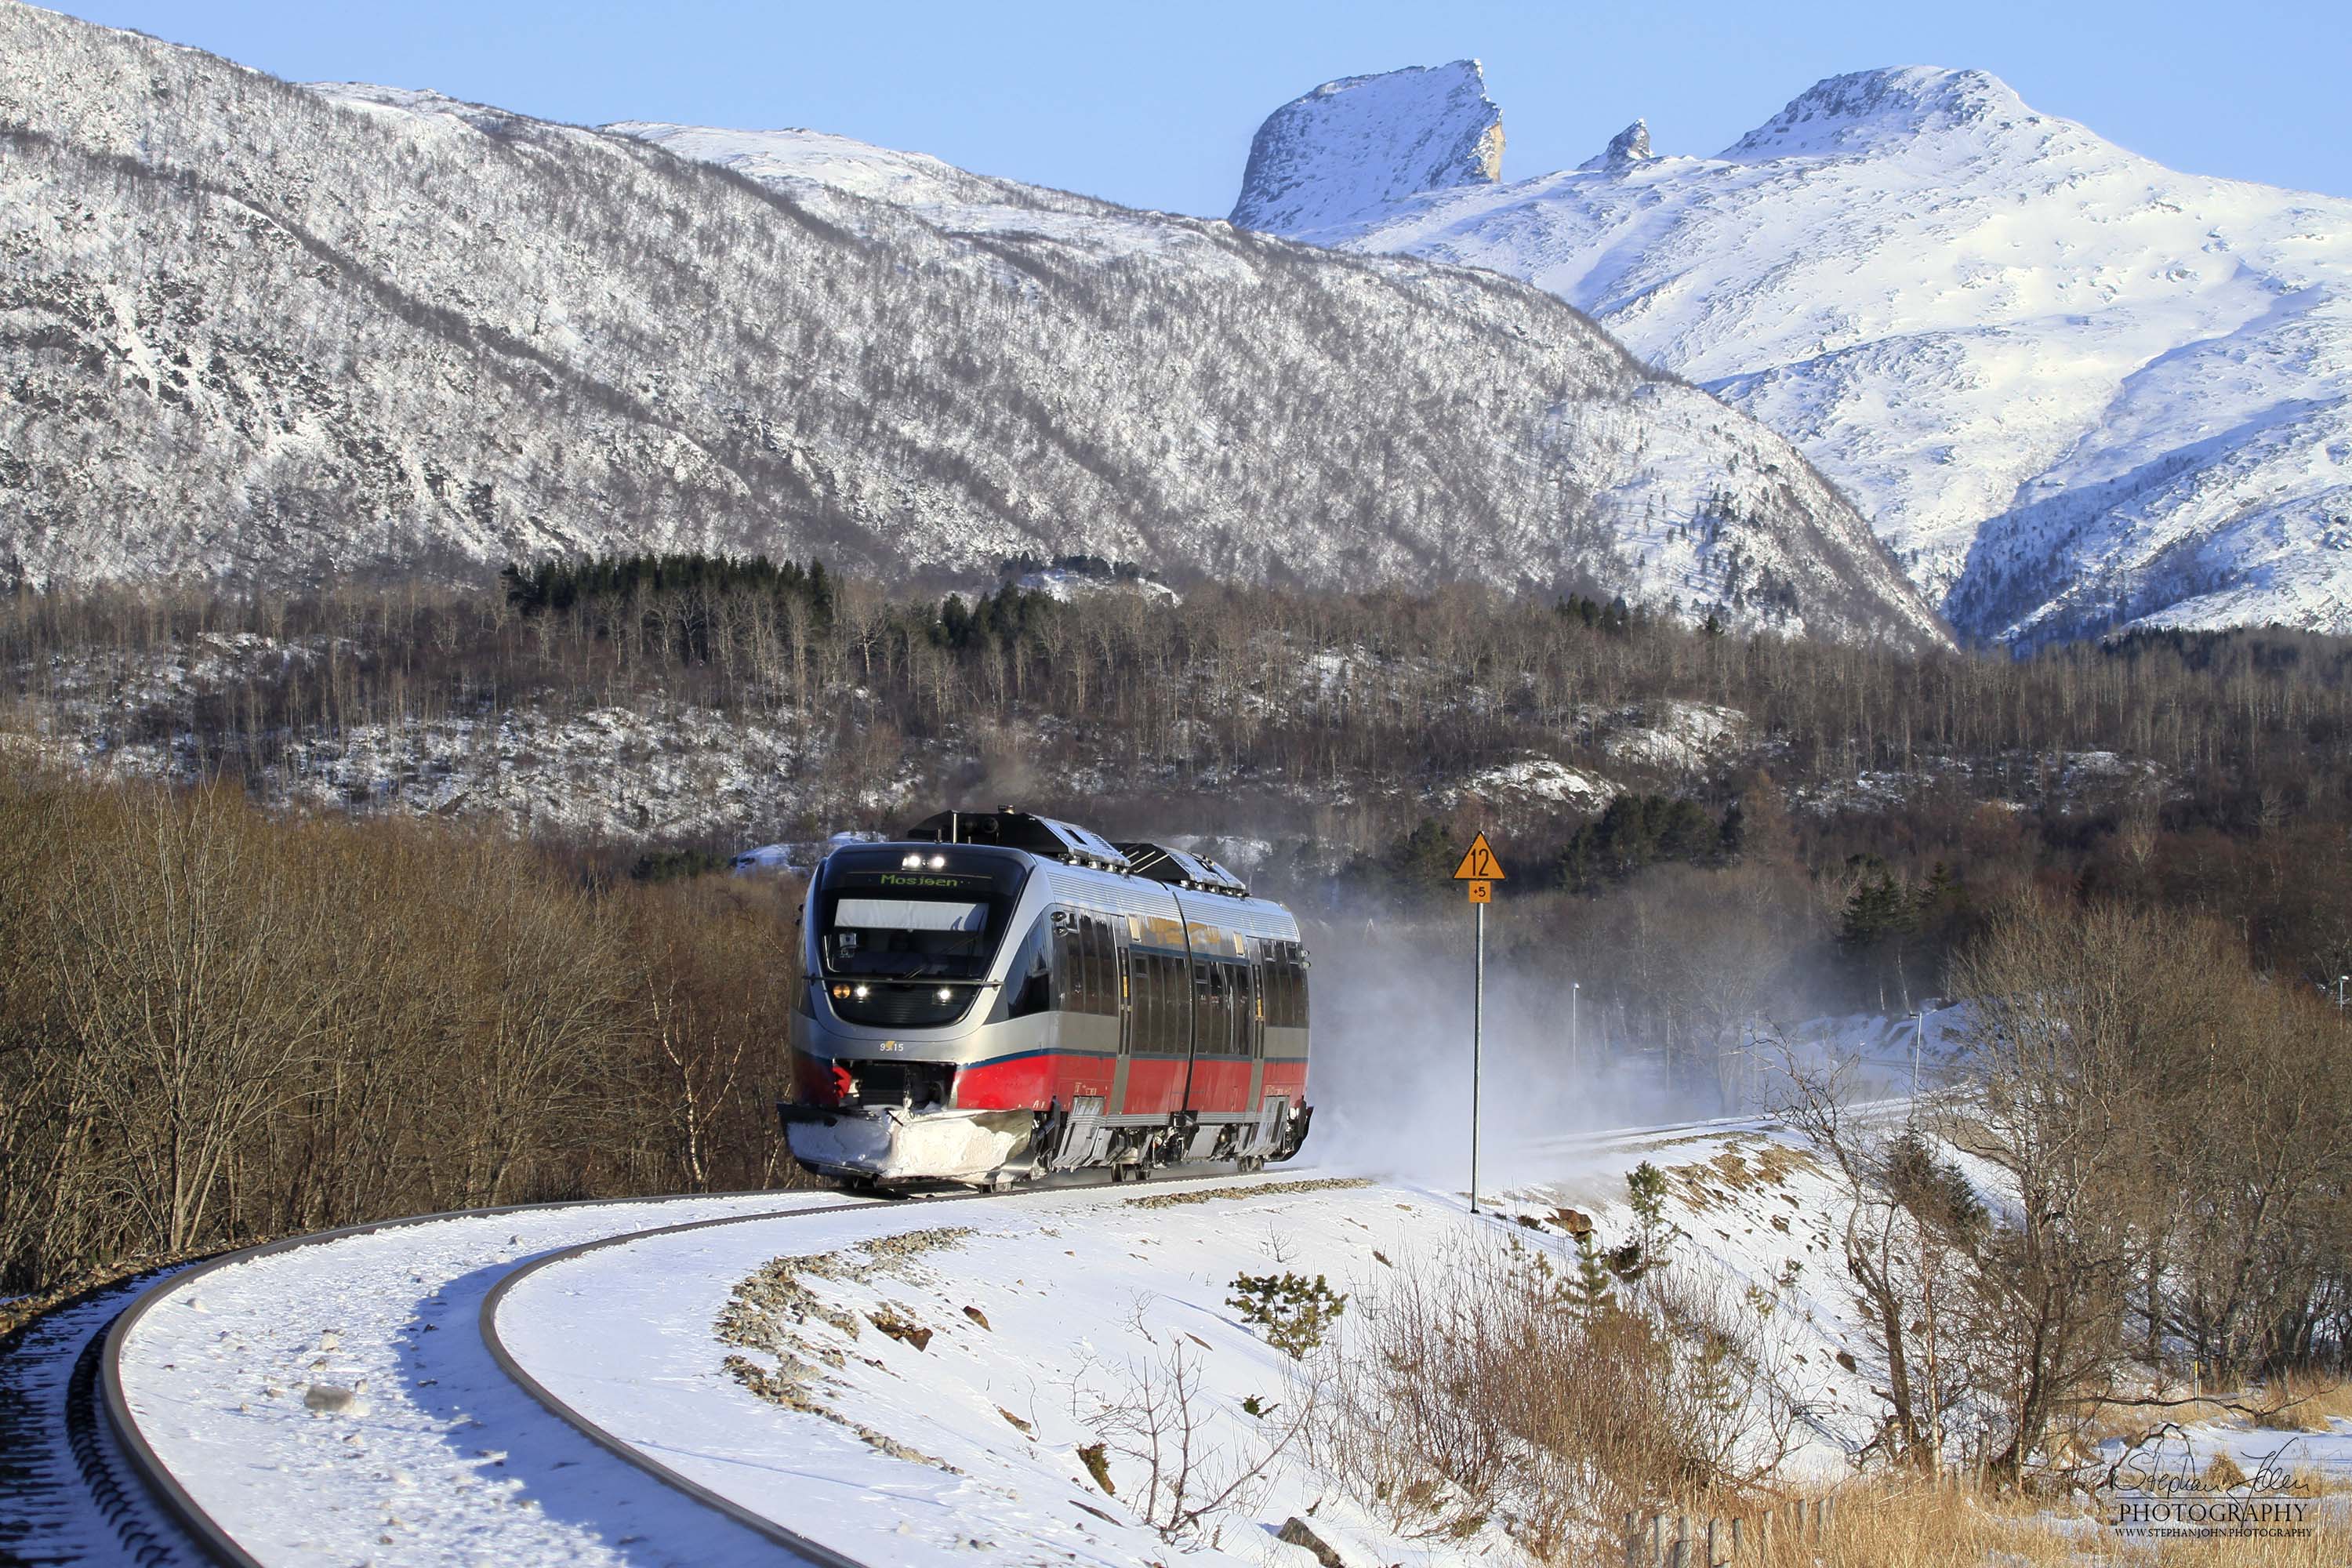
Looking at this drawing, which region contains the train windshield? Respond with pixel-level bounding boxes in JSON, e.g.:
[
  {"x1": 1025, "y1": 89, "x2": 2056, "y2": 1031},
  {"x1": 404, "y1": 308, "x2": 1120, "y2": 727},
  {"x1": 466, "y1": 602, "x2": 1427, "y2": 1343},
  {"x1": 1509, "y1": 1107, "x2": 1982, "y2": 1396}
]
[{"x1": 815, "y1": 848, "x2": 1028, "y2": 982}]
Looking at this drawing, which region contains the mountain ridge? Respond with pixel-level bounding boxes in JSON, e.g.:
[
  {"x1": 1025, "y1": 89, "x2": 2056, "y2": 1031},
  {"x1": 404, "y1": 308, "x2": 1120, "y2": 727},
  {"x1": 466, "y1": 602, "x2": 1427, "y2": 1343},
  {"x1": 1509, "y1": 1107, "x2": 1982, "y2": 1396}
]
[
  {"x1": 0, "y1": 2, "x2": 1949, "y2": 649},
  {"x1": 1236, "y1": 62, "x2": 2352, "y2": 644}
]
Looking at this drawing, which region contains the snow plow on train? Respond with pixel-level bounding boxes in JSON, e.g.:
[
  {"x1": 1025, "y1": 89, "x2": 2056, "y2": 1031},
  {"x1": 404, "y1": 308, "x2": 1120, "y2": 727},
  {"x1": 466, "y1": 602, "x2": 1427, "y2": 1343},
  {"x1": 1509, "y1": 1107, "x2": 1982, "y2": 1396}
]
[{"x1": 778, "y1": 808, "x2": 1312, "y2": 1189}]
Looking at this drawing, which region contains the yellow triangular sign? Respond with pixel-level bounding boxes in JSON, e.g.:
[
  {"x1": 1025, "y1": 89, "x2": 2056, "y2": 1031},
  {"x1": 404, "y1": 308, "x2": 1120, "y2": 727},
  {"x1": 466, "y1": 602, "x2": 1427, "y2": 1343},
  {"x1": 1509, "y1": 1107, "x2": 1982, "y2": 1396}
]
[{"x1": 1451, "y1": 833, "x2": 1506, "y2": 881}]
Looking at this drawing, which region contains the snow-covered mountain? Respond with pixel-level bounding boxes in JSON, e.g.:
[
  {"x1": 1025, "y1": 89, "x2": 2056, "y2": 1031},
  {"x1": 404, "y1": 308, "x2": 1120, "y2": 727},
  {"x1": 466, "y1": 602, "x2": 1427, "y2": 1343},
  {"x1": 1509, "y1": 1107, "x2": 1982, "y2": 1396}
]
[
  {"x1": 0, "y1": 5, "x2": 1947, "y2": 650},
  {"x1": 1228, "y1": 60, "x2": 1502, "y2": 235},
  {"x1": 1236, "y1": 63, "x2": 2352, "y2": 644}
]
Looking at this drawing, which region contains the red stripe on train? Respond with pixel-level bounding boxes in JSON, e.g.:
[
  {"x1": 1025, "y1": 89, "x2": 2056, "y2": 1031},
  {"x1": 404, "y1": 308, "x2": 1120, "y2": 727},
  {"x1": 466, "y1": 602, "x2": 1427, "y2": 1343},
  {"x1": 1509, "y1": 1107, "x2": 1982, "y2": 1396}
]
[
  {"x1": 953, "y1": 1051, "x2": 1118, "y2": 1111},
  {"x1": 1121, "y1": 1057, "x2": 1187, "y2": 1116},
  {"x1": 1186, "y1": 1058, "x2": 1253, "y2": 1113}
]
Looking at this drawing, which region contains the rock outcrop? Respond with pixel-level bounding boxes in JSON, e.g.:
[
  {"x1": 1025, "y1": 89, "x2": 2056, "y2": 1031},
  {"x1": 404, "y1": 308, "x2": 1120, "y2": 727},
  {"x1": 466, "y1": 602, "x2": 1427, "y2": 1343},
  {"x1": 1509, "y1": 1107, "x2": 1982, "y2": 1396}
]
[{"x1": 1229, "y1": 60, "x2": 1502, "y2": 234}]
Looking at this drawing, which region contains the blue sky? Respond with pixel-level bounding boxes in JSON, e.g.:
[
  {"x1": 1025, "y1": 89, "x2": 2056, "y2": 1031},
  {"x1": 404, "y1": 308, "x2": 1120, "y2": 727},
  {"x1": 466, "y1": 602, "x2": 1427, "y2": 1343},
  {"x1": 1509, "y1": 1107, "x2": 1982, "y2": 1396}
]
[{"x1": 64, "y1": 1, "x2": 2351, "y2": 212}]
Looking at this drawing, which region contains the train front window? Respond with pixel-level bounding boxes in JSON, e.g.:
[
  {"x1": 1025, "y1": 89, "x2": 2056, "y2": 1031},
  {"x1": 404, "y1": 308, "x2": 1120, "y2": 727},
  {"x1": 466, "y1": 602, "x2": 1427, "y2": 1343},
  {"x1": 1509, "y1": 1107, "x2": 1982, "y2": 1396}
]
[{"x1": 815, "y1": 849, "x2": 1027, "y2": 982}]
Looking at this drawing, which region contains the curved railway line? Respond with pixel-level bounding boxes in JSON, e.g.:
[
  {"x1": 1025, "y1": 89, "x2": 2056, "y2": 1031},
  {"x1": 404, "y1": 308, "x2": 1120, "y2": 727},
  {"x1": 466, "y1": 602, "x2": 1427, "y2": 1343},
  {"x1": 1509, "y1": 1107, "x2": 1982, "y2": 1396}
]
[
  {"x1": 5, "y1": 1170, "x2": 1302, "y2": 1565},
  {"x1": 2, "y1": 1110, "x2": 1834, "y2": 1566}
]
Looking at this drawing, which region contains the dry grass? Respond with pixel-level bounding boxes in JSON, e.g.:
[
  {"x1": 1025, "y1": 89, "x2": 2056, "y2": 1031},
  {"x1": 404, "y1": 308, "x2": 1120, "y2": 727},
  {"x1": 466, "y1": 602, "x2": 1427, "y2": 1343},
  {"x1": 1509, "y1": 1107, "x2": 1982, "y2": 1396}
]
[
  {"x1": 1657, "y1": 1141, "x2": 1822, "y2": 1222},
  {"x1": 2250, "y1": 1367, "x2": 2352, "y2": 1432},
  {"x1": 2074, "y1": 1363, "x2": 2352, "y2": 1448},
  {"x1": 1126, "y1": 1176, "x2": 1370, "y2": 1210},
  {"x1": 1310, "y1": 1237, "x2": 1797, "y2": 1556},
  {"x1": 1600, "y1": 1479, "x2": 2352, "y2": 1568}
]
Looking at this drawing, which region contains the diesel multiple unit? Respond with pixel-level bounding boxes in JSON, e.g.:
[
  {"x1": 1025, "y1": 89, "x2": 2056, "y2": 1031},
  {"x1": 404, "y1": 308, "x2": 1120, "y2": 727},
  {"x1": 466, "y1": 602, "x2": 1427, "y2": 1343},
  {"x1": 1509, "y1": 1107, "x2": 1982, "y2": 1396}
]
[{"x1": 781, "y1": 808, "x2": 1312, "y2": 1189}]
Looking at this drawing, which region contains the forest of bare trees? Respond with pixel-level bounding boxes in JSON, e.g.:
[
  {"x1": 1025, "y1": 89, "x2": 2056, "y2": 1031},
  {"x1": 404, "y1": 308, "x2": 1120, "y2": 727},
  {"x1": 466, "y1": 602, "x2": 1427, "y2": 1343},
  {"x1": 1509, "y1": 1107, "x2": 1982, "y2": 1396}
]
[
  {"x1": 1773, "y1": 896, "x2": 2352, "y2": 1490},
  {"x1": 5, "y1": 562, "x2": 2352, "y2": 1341},
  {"x1": 0, "y1": 768, "x2": 808, "y2": 1301}
]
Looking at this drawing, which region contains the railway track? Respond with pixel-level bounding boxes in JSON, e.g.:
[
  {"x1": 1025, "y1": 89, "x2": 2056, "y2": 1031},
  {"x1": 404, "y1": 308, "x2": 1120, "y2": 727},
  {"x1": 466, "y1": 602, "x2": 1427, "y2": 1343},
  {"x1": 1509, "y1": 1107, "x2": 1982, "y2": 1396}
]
[
  {"x1": 1515, "y1": 1096, "x2": 1914, "y2": 1162},
  {"x1": 0, "y1": 1267, "x2": 206, "y2": 1567},
  {"x1": 4, "y1": 1169, "x2": 1289, "y2": 1564},
  {"x1": 4, "y1": 1114, "x2": 1804, "y2": 1565}
]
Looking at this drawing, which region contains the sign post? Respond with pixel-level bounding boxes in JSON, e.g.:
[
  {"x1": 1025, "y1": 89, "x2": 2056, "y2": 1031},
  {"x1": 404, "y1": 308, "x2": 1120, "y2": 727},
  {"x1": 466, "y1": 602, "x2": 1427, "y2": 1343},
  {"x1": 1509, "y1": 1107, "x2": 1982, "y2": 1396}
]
[{"x1": 1451, "y1": 833, "x2": 1506, "y2": 1213}]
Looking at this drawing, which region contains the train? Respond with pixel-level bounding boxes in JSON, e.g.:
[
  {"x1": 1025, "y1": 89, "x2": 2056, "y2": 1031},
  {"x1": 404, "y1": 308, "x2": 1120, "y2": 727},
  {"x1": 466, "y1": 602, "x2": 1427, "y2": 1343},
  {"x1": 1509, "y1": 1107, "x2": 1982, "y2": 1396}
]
[{"x1": 779, "y1": 808, "x2": 1312, "y2": 1189}]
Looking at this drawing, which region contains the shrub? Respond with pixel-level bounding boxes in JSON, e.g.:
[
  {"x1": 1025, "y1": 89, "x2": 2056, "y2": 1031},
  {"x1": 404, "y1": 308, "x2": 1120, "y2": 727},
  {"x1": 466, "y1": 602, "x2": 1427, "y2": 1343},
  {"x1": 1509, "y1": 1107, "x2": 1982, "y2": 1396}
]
[{"x1": 1227, "y1": 1271, "x2": 1348, "y2": 1359}]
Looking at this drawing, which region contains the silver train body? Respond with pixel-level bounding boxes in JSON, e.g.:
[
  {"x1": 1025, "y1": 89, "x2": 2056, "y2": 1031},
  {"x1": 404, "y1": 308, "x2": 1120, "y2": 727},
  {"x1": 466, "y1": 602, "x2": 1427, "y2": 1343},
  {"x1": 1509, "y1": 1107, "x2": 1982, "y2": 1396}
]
[{"x1": 780, "y1": 809, "x2": 1312, "y2": 1189}]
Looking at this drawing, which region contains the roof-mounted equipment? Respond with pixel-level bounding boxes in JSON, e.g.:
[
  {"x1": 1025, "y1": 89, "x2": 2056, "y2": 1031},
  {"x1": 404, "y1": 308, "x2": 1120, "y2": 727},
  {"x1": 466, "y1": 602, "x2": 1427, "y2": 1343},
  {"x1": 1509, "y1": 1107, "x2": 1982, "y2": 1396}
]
[
  {"x1": 902, "y1": 808, "x2": 1133, "y2": 873},
  {"x1": 1114, "y1": 840, "x2": 1249, "y2": 897}
]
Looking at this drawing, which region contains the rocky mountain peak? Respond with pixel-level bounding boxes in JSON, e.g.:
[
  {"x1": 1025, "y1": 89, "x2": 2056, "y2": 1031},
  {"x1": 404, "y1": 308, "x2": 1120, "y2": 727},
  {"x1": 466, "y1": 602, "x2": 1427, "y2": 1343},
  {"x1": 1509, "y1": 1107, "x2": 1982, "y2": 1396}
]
[
  {"x1": 1582, "y1": 118, "x2": 1653, "y2": 172},
  {"x1": 1722, "y1": 67, "x2": 2030, "y2": 159},
  {"x1": 1229, "y1": 60, "x2": 1501, "y2": 235}
]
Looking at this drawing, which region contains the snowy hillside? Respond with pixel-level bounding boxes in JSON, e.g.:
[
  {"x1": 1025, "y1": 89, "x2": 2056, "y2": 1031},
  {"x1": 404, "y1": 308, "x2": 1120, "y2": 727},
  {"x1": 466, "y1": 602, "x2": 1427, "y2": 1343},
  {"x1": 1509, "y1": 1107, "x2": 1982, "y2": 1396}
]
[
  {"x1": 1236, "y1": 64, "x2": 2352, "y2": 644},
  {"x1": 0, "y1": 6, "x2": 1947, "y2": 649}
]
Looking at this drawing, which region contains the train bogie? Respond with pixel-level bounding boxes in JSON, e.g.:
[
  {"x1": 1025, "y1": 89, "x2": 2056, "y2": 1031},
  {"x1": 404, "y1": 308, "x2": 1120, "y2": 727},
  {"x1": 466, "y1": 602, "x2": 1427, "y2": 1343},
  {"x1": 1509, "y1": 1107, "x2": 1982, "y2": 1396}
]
[{"x1": 778, "y1": 809, "x2": 1312, "y2": 1189}]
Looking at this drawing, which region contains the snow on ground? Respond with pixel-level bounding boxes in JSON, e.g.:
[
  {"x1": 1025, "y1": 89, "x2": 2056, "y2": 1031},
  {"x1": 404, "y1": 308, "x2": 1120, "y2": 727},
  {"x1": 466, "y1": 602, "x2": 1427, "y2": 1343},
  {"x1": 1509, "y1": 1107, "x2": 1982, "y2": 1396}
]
[
  {"x1": 1595, "y1": 699, "x2": 1748, "y2": 775},
  {"x1": 98, "y1": 1006, "x2": 2341, "y2": 1567},
  {"x1": 496, "y1": 1175, "x2": 1530, "y2": 1566},
  {"x1": 604, "y1": 122, "x2": 1025, "y2": 212},
  {"x1": 114, "y1": 1192, "x2": 867, "y2": 1566},
  {"x1": 1013, "y1": 568, "x2": 1183, "y2": 606},
  {"x1": 1446, "y1": 755, "x2": 1617, "y2": 811},
  {"x1": 489, "y1": 1123, "x2": 1955, "y2": 1568}
]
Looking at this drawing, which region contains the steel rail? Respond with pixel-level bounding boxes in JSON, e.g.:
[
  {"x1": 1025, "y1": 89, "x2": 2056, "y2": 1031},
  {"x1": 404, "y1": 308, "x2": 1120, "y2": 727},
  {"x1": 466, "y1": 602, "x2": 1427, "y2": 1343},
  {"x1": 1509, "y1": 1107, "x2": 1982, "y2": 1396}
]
[
  {"x1": 79, "y1": 1103, "x2": 1892, "y2": 1566},
  {"x1": 98, "y1": 1189, "x2": 844, "y2": 1566},
  {"x1": 478, "y1": 1203, "x2": 872, "y2": 1566},
  {"x1": 97, "y1": 1164, "x2": 1283, "y2": 1564},
  {"x1": 1, "y1": 1264, "x2": 205, "y2": 1566},
  {"x1": 476, "y1": 1164, "x2": 1302, "y2": 1566},
  {"x1": 1516, "y1": 1097, "x2": 1914, "y2": 1157}
]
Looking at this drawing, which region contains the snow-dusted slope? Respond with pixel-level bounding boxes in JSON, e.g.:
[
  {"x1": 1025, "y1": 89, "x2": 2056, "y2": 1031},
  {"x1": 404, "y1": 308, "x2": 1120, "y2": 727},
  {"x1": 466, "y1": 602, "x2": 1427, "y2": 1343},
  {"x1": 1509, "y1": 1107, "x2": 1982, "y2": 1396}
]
[
  {"x1": 1228, "y1": 59, "x2": 1503, "y2": 234},
  {"x1": 602, "y1": 118, "x2": 1044, "y2": 212},
  {"x1": 1240, "y1": 64, "x2": 2352, "y2": 644},
  {"x1": 0, "y1": 6, "x2": 1947, "y2": 648}
]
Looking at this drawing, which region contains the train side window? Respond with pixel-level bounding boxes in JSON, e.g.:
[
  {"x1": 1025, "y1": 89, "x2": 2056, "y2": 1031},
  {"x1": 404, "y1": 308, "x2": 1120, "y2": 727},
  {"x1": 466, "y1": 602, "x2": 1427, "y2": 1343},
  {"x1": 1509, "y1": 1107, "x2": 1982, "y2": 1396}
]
[
  {"x1": 1143, "y1": 949, "x2": 1162, "y2": 1048},
  {"x1": 1153, "y1": 953, "x2": 1168, "y2": 1044},
  {"x1": 1143, "y1": 953, "x2": 1164, "y2": 1051},
  {"x1": 1158, "y1": 952, "x2": 1178, "y2": 1050},
  {"x1": 1006, "y1": 914, "x2": 1054, "y2": 1019},
  {"x1": 1082, "y1": 916, "x2": 1107, "y2": 1015},
  {"x1": 1053, "y1": 916, "x2": 1082, "y2": 1012},
  {"x1": 1131, "y1": 950, "x2": 1151, "y2": 1050},
  {"x1": 1167, "y1": 949, "x2": 1185, "y2": 1048},
  {"x1": 1094, "y1": 917, "x2": 1115, "y2": 1015},
  {"x1": 1212, "y1": 963, "x2": 1234, "y2": 1054}
]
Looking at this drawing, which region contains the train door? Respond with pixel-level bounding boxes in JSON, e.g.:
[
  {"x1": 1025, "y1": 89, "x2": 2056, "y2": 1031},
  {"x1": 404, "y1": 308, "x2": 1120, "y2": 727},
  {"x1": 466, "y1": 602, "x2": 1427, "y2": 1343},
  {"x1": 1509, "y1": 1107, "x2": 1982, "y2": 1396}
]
[
  {"x1": 1243, "y1": 939, "x2": 1267, "y2": 1112},
  {"x1": 1109, "y1": 936, "x2": 1134, "y2": 1114},
  {"x1": 1115, "y1": 913, "x2": 1188, "y2": 1118}
]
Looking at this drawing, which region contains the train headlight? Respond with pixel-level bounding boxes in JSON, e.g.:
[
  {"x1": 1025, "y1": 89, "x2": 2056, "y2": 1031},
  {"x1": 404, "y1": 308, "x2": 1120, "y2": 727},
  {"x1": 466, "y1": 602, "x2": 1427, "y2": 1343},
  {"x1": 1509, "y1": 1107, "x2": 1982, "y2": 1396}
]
[
  {"x1": 902, "y1": 853, "x2": 924, "y2": 868},
  {"x1": 830, "y1": 984, "x2": 851, "y2": 1000},
  {"x1": 928, "y1": 854, "x2": 946, "y2": 869},
  {"x1": 853, "y1": 984, "x2": 870, "y2": 1000},
  {"x1": 935, "y1": 988, "x2": 953, "y2": 1003}
]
